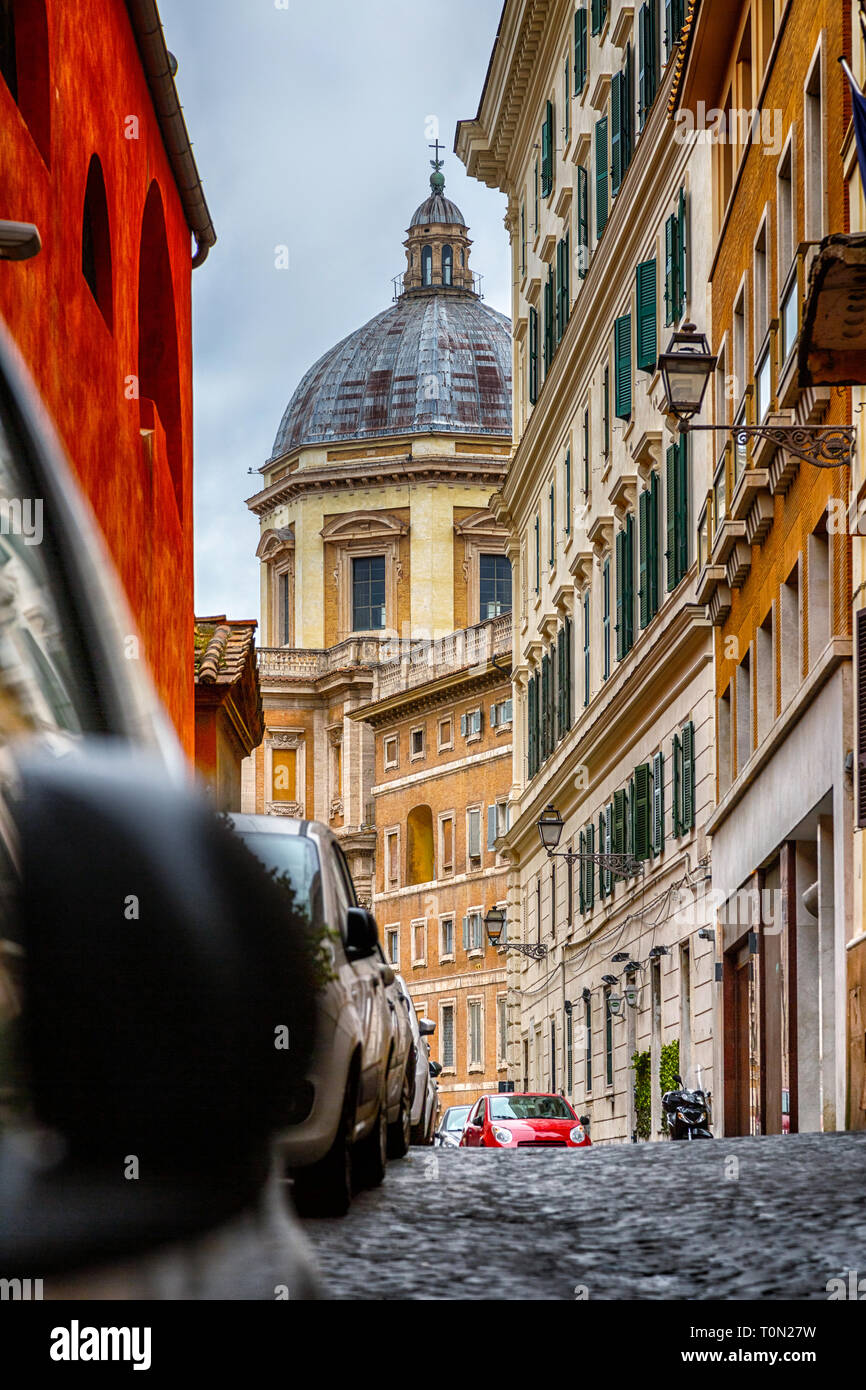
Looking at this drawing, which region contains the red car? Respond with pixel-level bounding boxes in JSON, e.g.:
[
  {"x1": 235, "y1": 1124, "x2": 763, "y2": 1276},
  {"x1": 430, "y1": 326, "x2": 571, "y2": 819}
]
[{"x1": 459, "y1": 1093, "x2": 591, "y2": 1148}]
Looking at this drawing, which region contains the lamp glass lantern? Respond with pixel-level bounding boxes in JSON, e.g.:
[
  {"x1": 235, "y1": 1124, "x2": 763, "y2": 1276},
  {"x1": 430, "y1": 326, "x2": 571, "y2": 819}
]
[
  {"x1": 658, "y1": 322, "x2": 717, "y2": 423},
  {"x1": 484, "y1": 905, "x2": 506, "y2": 945},
  {"x1": 537, "y1": 804, "x2": 564, "y2": 853}
]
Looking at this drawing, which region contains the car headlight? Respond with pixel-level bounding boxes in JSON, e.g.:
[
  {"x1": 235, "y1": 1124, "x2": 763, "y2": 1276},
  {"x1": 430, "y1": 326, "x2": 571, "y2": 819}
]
[
  {"x1": 569, "y1": 1125, "x2": 586, "y2": 1144},
  {"x1": 492, "y1": 1126, "x2": 513, "y2": 1145}
]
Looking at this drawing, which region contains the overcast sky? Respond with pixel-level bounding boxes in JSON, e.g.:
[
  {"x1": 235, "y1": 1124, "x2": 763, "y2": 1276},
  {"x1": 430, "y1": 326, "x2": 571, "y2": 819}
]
[{"x1": 156, "y1": 0, "x2": 509, "y2": 625}]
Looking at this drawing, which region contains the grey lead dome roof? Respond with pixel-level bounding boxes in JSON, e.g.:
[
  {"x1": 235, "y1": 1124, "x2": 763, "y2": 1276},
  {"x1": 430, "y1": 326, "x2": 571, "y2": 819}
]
[
  {"x1": 270, "y1": 293, "x2": 512, "y2": 458},
  {"x1": 409, "y1": 192, "x2": 466, "y2": 227}
]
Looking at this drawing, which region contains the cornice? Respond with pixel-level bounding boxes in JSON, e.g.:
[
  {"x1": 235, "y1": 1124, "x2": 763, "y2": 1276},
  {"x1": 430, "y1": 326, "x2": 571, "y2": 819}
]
[{"x1": 247, "y1": 450, "x2": 510, "y2": 516}]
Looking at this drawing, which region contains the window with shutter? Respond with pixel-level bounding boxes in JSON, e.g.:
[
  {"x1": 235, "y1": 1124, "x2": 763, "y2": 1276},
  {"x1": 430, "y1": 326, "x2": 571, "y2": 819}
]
[
  {"x1": 613, "y1": 788, "x2": 627, "y2": 859},
  {"x1": 586, "y1": 823, "x2": 595, "y2": 907},
  {"x1": 603, "y1": 557, "x2": 611, "y2": 678},
  {"x1": 534, "y1": 157, "x2": 540, "y2": 231},
  {"x1": 460, "y1": 713, "x2": 468, "y2": 736},
  {"x1": 681, "y1": 720, "x2": 695, "y2": 831},
  {"x1": 598, "y1": 811, "x2": 606, "y2": 899},
  {"x1": 468, "y1": 809, "x2": 482, "y2": 859},
  {"x1": 652, "y1": 749, "x2": 665, "y2": 854},
  {"x1": 636, "y1": 258, "x2": 657, "y2": 373},
  {"x1": 677, "y1": 186, "x2": 688, "y2": 318},
  {"x1": 488, "y1": 805, "x2": 497, "y2": 852},
  {"x1": 541, "y1": 653, "x2": 551, "y2": 761},
  {"x1": 578, "y1": 829, "x2": 586, "y2": 913},
  {"x1": 603, "y1": 364, "x2": 610, "y2": 455},
  {"x1": 638, "y1": 2, "x2": 647, "y2": 127},
  {"x1": 595, "y1": 116, "x2": 608, "y2": 237},
  {"x1": 614, "y1": 313, "x2": 632, "y2": 418},
  {"x1": 672, "y1": 730, "x2": 682, "y2": 835},
  {"x1": 675, "y1": 432, "x2": 689, "y2": 583},
  {"x1": 604, "y1": 802, "x2": 613, "y2": 894},
  {"x1": 575, "y1": 8, "x2": 588, "y2": 92},
  {"x1": 565, "y1": 448, "x2": 571, "y2": 532},
  {"x1": 859, "y1": 609, "x2": 866, "y2": 827},
  {"x1": 622, "y1": 512, "x2": 635, "y2": 655},
  {"x1": 549, "y1": 481, "x2": 555, "y2": 566},
  {"x1": 665, "y1": 442, "x2": 677, "y2": 592},
  {"x1": 622, "y1": 43, "x2": 633, "y2": 174},
  {"x1": 541, "y1": 100, "x2": 553, "y2": 197},
  {"x1": 564, "y1": 55, "x2": 570, "y2": 145},
  {"x1": 665, "y1": 0, "x2": 685, "y2": 60},
  {"x1": 442, "y1": 1004, "x2": 455, "y2": 1067},
  {"x1": 633, "y1": 762, "x2": 651, "y2": 859},
  {"x1": 615, "y1": 528, "x2": 625, "y2": 662},
  {"x1": 577, "y1": 165, "x2": 589, "y2": 279},
  {"x1": 664, "y1": 211, "x2": 680, "y2": 326},
  {"x1": 529, "y1": 306, "x2": 539, "y2": 403},
  {"x1": 583, "y1": 406, "x2": 590, "y2": 493},
  {"x1": 638, "y1": 487, "x2": 649, "y2": 630},
  {"x1": 583, "y1": 591, "x2": 590, "y2": 709},
  {"x1": 591, "y1": 0, "x2": 604, "y2": 35},
  {"x1": 544, "y1": 264, "x2": 555, "y2": 372},
  {"x1": 649, "y1": 470, "x2": 660, "y2": 619},
  {"x1": 462, "y1": 916, "x2": 470, "y2": 951},
  {"x1": 611, "y1": 68, "x2": 622, "y2": 198}
]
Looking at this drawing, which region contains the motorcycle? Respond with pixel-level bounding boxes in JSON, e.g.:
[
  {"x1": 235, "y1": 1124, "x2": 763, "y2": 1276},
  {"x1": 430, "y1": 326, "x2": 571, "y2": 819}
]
[{"x1": 661, "y1": 1067, "x2": 713, "y2": 1140}]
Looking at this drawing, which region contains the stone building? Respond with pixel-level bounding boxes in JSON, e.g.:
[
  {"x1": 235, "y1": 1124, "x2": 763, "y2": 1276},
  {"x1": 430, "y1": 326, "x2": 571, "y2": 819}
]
[
  {"x1": 458, "y1": 0, "x2": 720, "y2": 1142},
  {"x1": 244, "y1": 168, "x2": 515, "y2": 1101},
  {"x1": 194, "y1": 617, "x2": 263, "y2": 812}
]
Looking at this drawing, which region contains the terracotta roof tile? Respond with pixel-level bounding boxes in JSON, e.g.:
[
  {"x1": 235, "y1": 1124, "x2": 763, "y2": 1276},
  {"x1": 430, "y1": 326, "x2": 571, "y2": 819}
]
[{"x1": 194, "y1": 615, "x2": 258, "y2": 686}]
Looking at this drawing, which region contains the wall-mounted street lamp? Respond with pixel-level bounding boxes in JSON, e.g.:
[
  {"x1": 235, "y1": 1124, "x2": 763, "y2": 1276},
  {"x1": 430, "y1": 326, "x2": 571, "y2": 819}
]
[
  {"x1": 658, "y1": 322, "x2": 854, "y2": 468},
  {"x1": 537, "y1": 804, "x2": 644, "y2": 879},
  {"x1": 484, "y1": 906, "x2": 548, "y2": 961}
]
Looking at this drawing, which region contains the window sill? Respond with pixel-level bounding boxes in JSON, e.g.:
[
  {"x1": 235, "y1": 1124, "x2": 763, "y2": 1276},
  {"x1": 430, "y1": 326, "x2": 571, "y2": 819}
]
[
  {"x1": 468, "y1": 1064, "x2": 485, "y2": 1074},
  {"x1": 495, "y1": 723, "x2": 512, "y2": 736},
  {"x1": 467, "y1": 948, "x2": 484, "y2": 961},
  {"x1": 411, "y1": 960, "x2": 427, "y2": 970},
  {"x1": 465, "y1": 735, "x2": 483, "y2": 747},
  {"x1": 439, "y1": 953, "x2": 455, "y2": 965},
  {"x1": 438, "y1": 743, "x2": 454, "y2": 755},
  {"x1": 384, "y1": 763, "x2": 399, "y2": 774},
  {"x1": 409, "y1": 753, "x2": 426, "y2": 764}
]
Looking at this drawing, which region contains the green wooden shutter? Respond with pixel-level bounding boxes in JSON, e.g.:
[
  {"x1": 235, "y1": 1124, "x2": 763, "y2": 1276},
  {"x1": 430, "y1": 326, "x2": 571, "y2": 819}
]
[
  {"x1": 586, "y1": 823, "x2": 595, "y2": 907},
  {"x1": 614, "y1": 313, "x2": 632, "y2": 418},
  {"x1": 677, "y1": 186, "x2": 688, "y2": 319},
  {"x1": 638, "y1": 487, "x2": 649, "y2": 629},
  {"x1": 652, "y1": 749, "x2": 665, "y2": 853},
  {"x1": 578, "y1": 829, "x2": 586, "y2": 913},
  {"x1": 615, "y1": 528, "x2": 624, "y2": 662},
  {"x1": 611, "y1": 70, "x2": 622, "y2": 198},
  {"x1": 602, "y1": 556, "x2": 610, "y2": 678},
  {"x1": 604, "y1": 803, "x2": 613, "y2": 893},
  {"x1": 647, "y1": 0, "x2": 658, "y2": 107},
  {"x1": 682, "y1": 720, "x2": 695, "y2": 830},
  {"x1": 562, "y1": 231, "x2": 570, "y2": 323},
  {"x1": 544, "y1": 265, "x2": 555, "y2": 371},
  {"x1": 529, "y1": 306, "x2": 539, "y2": 403},
  {"x1": 613, "y1": 788, "x2": 627, "y2": 880},
  {"x1": 565, "y1": 613, "x2": 574, "y2": 729},
  {"x1": 624, "y1": 510, "x2": 635, "y2": 652},
  {"x1": 634, "y1": 762, "x2": 651, "y2": 859},
  {"x1": 595, "y1": 116, "x2": 608, "y2": 237},
  {"x1": 638, "y1": 2, "x2": 647, "y2": 127},
  {"x1": 541, "y1": 100, "x2": 553, "y2": 197},
  {"x1": 527, "y1": 676, "x2": 535, "y2": 777},
  {"x1": 636, "y1": 258, "x2": 657, "y2": 372},
  {"x1": 541, "y1": 653, "x2": 551, "y2": 761},
  {"x1": 664, "y1": 0, "x2": 674, "y2": 59},
  {"x1": 597, "y1": 813, "x2": 606, "y2": 898},
  {"x1": 564, "y1": 55, "x2": 570, "y2": 144},
  {"x1": 664, "y1": 212, "x2": 677, "y2": 326},
  {"x1": 675, "y1": 432, "x2": 689, "y2": 583},
  {"x1": 672, "y1": 730, "x2": 682, "y2": 835},
  {"x1": 577, "y1": 166, "x2": 589, "y2": 278},
  {"x1": 623, "y1": 42, "x2": 633, "y2": 172},
  {"x1": 665, "y1": 442, "x2": 677, "y2": 592},
  {"x1": 649, "y1": 470, "x2": 660, "y2": 618},
  {"x1": 575, "y1": 8, "x2": 588, "y2": 91}
]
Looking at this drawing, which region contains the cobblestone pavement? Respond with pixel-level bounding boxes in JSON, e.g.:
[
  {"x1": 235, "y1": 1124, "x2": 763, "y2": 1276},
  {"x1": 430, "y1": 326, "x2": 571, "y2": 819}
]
[{"x1": 299, "y1": 1132, "x2": 866, "y2": 1300}]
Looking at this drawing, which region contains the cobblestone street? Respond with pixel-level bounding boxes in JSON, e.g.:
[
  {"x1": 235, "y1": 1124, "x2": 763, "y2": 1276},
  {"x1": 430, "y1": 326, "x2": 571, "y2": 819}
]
[{"x1": 301, "y1": 1133, "x2": 866, "y2": 1300}]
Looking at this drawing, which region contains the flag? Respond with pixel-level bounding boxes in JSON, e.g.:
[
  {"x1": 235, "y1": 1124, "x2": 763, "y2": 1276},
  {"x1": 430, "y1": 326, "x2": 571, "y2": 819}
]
[{"x1": 841, "y1": 57, "x2": 866, "y2": 201}]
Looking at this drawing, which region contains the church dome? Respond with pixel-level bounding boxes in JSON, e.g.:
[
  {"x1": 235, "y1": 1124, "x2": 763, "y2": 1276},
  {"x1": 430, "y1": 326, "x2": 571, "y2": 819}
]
[
  {"x1": 270, "y1": 293, "x2": 511, "y2": 457},
  {"x1": 409, "y1": 192, "x2": 466, "y2": 227}
]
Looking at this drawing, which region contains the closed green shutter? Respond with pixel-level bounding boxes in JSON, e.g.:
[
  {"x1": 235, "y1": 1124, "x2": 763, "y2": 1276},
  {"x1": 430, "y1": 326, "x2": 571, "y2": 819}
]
[
  {"x1": 527, "y1": 676, "x2": 536, "y2": 777},
  {"x1": 624, "y1": 510, "x2": 635, "y2": 653},
  {"x1": 677, "y1": 185, "x2": 688, "y2": 320},
  {"x1": 595, "y1": 116, "x2": 608, "y2": 237},
  {"x1": 622, "y1": 43, "x2": 633, "y2": 173},
  {"x1": 602, "y1": 556, "x2": 610, "y2": 678},
  {"x1": 562, "y1": 231, "x2": 570, "y2": 325},
  {"x1": 605, "y1": 803, "x2": 613, "y2": 893},
  {"x1": 638, "y1": 2, "x2": 647, "y2": 127},
  {"x1": 578, "y1": 829, "x2": 586, "y2": 912},
  {"x1": 652, "y1": 749, "x2": 665, "y2": 853},
  {"x1": 636, "y1": 258, "x2": 657, "y2": 372},
  {"x1": 598, "y1": 812, "x2": 606, "y2": 899},
  {"x1": 565, "y1": 613, "x2": 574, "y2": 729},
  {"x1": 633, "y1": 762, "x2": 651, "y2": 859},
  {"x1": 529, "y1": 306, "x2": 539, "y2": 403},
  {"x1": 613, "y1": 788, "x2": 627, "y2": 877},
  {"x1": 535, "y1": 514, "x2": 540, "y2": 591},
  {"x1": 672, "y1": 730, "x2": 681, "y2": 835},
  {"x1": 577, "y1": 166, "x2": 589, "y2": 279},
  {"x1": 675, "y1": 432, "x2": 689, "y2": 583},
  {"x1": 649, "y1": 470, "x2": 660, "y2": 618},
  {"x1": 664, "y1": 212, "x2": 678, "y2": 326},
  {"x1": 638, "y1": 486, "x2": 649, "y2": 629},
  {"x1": 541, "y1": 99, "x2": 553, "y2": 197},
  {"x1": 591, "y1": 0, "x2": 606, "y2": 35},
  {"x1": 564, "y1": 55, "x2": 570, "y2": 144},
  {"x1": 575, "y1": 8, "x2": 588, "y2": 91},
  {"x1": 682, "y1": 720, "x2": 695, "y2": 830},
  {"x1": 586, "y1": 823, "x2": 595, "y2": 907},
  {"x1": 615, "y1": 528, "x2": 624, "y2": 662},
  {"x1": 544, "y1": 264, "x2": 555, "y2": 372},
  {"x1": 614, "y1": 313, "x2": 632, "y2": 418},
  {"x1": 541, "y1": 653, "x2": 551, "y2": 761},
  {"x1": 611, "y1": 69, "x2": 622, "y2": 198},
  {"x1": 665, "y1": 442, "x2": 677, "y2": 592}
]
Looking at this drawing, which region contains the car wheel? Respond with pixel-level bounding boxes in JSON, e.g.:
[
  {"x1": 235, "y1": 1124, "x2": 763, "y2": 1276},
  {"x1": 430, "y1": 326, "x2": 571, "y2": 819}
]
[
  {"x1": 290, "y1": 1089, "x2": 353, "y2": 1219},
  {"x1": 352, "y1": 1103, "x2": 387, "y2": 1191},
  {"x1": 387, "y1": 1070, "x2": 412, "y2": 1159}
]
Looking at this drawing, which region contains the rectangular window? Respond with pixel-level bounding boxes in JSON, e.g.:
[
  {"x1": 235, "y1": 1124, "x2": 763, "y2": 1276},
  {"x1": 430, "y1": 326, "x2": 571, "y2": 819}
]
[
  {"x1": 352, "y1": 555, "x2": 386, "y2": 631},
  {"x1": 585, "y1": 996, "x2": 593, "y2": 1092},
  {"x1": 665, "y1": 0, "x2": 686, "y2": 59},
  {"x1": 544, "y1": 263, "x2": 555, "y2": 372},
  {"x1": 576, "y1": 165, "x2": 589, "y2": 279},
  {"x1": 583, "y1": 589, "x2": 590, "y2": 707},
  {"x1": 541, "y1": 99, "x2": 554, "y2": 198},
  {"x1": 438, "y1": 716, "x2": 453, "y2": 751},
  {"x1": 440, "y1": 815, "x2": 454, "y2": 876},
  {"x1": 520, "y1": 200, "x2": 526, "y2": 279},
  {"x1": 780, "y1": 559, "x2": 801, "y2": 707},
  {"x1": 440, "y1": 917, "x2": 454, "y2": 959},
  {"x1": 386, "y1": 830, "x2": 399, "y2": 889},
  {"x1": 557, "y1": 235, "x2": 570, "y2": 339},
  {"x1": 441, "y1": 1003, "x2": 455, "y2": 1069},
  {"x1": 614, "y1": 313, "x2": 632, "y2": 419},
  {"x1": 605, "y1": 990, "x2": 614, "y2": 1086},
  {"x1": 461, "y1": 708, "x2": 482, "y2": 738},
  {"x1": 534, "y1": 157, "x2": 540, "y2": 232},
  {"x1": 410, "y1": 726, "x2": 425, "y2": 759},
  {"x1": 278, "y1": 571, "x2": 291, "y2": 645},
  {"x1": 468, "y1": 1000, "x2": 483, "y2": 1068},
  {"x1": 638, "y1": 471, "x2": 660, "y2": 627},
  {"x1": 673, "y1": 720, "x2": 695, "y2": 834},
  {"x1": 271, "y1": 748, "x2": 297, "y2": 804},
  {"x1": 603, "y1": 556, "x2": 611, "y2": 679},
  {"x1": 582, "y1": 406, "x2": 590, "y2": 496},
  {"x1": 529, "y1": 306, "x2": 539, "y2": 404},
  {"x1": 736, "y1": 648, "x2": 752, "y2": 776},
  {"x1": 549, "y1": 482, "x2": 555, "y2": 566},
  {"x1": 591, "y1": 0, "x2": 607, "y2": 36},
  {"x1": 575, "y1": 7, "x2": 588, "y2": 92},
  {"x1": 467, "y1": 808, "x2": 482, "y2": 860},
  {"x1": 564, "y1": 53, "x2": 570, "y2": 145},
  {"x1": 603, "y1": 365, "x2": 610, "y2": 456},
  {"x1": 633, "y1": 761, "x2": 652, "y2": 859},
  {"x1": 383, "y1": 735, "x2": 398, "y2": 770},
  {"x1": 615, "y1": 513, "x2": 635, "y2": 660},
  {"x1": 665, "y1": 433, "x2": 689, "y2": 591},
  {"x1": 651, "y1": 748, "x2": 665, "y2": 854},
  {"x1": 638, "y1": 0, "x2": 659, "y2": 128},
  {"x1": 386, "y1": 927, "x2": 399, "y2": 965},
  {"x1": 480, "y1": 553, "x2": 512, "y2": 619},
  {"x1": 595, "y1": 115, "x2": 609, "y2": 237},
  {"x1": 535, "y1": 514, "x2": 541, "y2": 592},
  {"x1": 636, "y1": 258, "x2": 657, "y2": 373},
  {"x1": 804, "y1": 54, "x2": 824, "y2": 241},
  {"x1": 611, "y1": 52, "x2": 633, "y2": 198},
  {"x1": 564, "y1": 448, "x2": 572, "y2": 533},
  {"x1": 754, "y1": 220, "x2": 768, "y2": 351},
  {"x1": 498, "y1": 995, "x2": 508, "y2": 1068},
  {"x1": 411, "y1": 919, "x2": 427, "y2": 966}
]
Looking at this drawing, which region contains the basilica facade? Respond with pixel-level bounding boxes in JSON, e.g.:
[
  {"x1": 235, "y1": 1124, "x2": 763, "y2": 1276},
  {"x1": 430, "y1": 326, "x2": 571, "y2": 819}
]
[{"x1": 244, "y1": 169, "x2": 518, "y2": 1109}]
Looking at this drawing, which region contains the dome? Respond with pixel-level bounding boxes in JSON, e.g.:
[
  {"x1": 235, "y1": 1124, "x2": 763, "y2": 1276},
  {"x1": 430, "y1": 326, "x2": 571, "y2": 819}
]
[
  {"x1": 270, "y1": 293, "x2": 511, "y2": 458},
  {"x1": 409, "y1": 192, "x2": 466, "y2": 227}
]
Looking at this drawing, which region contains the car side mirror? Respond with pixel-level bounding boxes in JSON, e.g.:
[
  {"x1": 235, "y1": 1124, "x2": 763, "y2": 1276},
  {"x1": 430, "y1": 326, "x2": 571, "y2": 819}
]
[
  {"x1": 579, "y1": 1116, "x2": 591, "y2": 1128},
  {"x1": 418, "y1": 1017, "x2": 436, "y2": 1036},
  {"x1": 345, "y1": 906, "x2": 379, "y2": 961}
]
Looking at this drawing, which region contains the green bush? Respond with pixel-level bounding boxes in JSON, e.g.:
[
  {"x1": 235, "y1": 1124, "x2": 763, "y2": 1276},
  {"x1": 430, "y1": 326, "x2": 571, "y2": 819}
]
[
  {"x1": 631, "y1": 1048, "x2": 651, "y2": 1140},
  {"x1": 660, "y1": 1039, "x2": 680, "y2": 1107}
]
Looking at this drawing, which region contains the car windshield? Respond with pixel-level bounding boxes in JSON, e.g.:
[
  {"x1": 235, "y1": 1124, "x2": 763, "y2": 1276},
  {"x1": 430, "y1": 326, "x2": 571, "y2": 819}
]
[
  {"x1": 489, "y1": 1095, "x2": 575, "y2": 1121},
  {"x1": 445, "y1": 1106, "x2": 471, "y2": 1130},
  {"x1": 234, "y1": 832, "x2": 321, "y2": 928}
]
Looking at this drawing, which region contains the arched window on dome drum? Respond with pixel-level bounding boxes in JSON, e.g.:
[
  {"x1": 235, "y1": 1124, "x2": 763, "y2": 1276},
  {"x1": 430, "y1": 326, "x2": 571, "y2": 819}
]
[
  {"x1": 421, "y1": 245, "x2": 433, "y2": 287},
  {"x1": 442, "y1": 245, "x2": 453, "y2": 286}
]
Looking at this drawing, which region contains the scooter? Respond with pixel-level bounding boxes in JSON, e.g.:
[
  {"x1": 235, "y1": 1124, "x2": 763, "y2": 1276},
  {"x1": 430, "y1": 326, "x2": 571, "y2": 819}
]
[{"x1": 661, "y1": 1069, "x2": 713, "y2": 1140}]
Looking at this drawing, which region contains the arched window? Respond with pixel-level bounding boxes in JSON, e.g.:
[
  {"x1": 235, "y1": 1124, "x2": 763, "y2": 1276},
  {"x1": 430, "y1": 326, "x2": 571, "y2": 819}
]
[
  {"x1": 421, "y1": 245, "x2": 433, "y2": 287},
  {"x1": 81, "y1": 156, "x2": 113, "y2": 330},
  {"x1": 0, "y1": 0, "x2": 51, "y2": 164},
  {"x1": 138, "y1": 182, "x2": 183, "y2": 518},
  {"x1": 442, "y1": 245, "x2": 453, "y2": 286},
  {"x1": 460, "y1": 249, "x2": 465, "y2": 267},
  {"x1": 406, "y1": 805, "x2": 434, "y2": 885}
]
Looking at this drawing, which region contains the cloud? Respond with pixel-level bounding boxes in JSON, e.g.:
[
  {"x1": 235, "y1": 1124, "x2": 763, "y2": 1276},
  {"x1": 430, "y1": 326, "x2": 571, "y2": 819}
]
[{"x1": 157, "y1": 0, "x2": 508, "y2": 624}]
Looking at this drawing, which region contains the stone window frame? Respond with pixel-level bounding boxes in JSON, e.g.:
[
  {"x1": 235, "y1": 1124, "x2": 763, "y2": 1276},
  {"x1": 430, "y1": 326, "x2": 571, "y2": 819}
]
[
  {"x1": 437, "y1": 715, "x2": 453, "y2": 752},
  {"x1": 496, "y1": 991, "x2": 508, "y2": 1070},
  {"x1": 327, "y1": 723, "x2": 343, "y2": 820},
  {"x1": 438, "y1": 912, "x2": 456, "y2": 963},
  {"x1": 438, "y1": 810, "x2": 456, "y2": 877},
  {"x1": 385, "y1": 923, "x2": 400, "y2": 967},
  {"x1": 454, "y1": 509, "x2": 511, "y2": 626},
  {"x1": 320, "y1": 511, "x2": 408, "y2": 641},
  {"x1": 384, "y1": 826, "x2": 401, "y2": 891},
  {"x1": 467, "y1": 993, "x2": 485, "y2": 1073},
  {"x1": 466, "y1": 901, "x2": 485, "y2": 961},
  {"x1": 410, "y1": 917, "x2": 427, "y2": 968},
  {"x1": 466, "y1": 807, "x2": 483, "y2": 868},
  {"x1": 264, "y1": 729, "x2": 305, "y2": 818},
  {"x1": 439, "y1": 997, "x2": 458, "y2": 1074},
  {"x1": 383, "y1": 733, "x2": 399, "y2": 771},
  {"x1": 409, "y1": 724, "x2": 426, "y2": 762},
  {"x1": 256, "y1": 528, "x2": 295, "y2": 647}
]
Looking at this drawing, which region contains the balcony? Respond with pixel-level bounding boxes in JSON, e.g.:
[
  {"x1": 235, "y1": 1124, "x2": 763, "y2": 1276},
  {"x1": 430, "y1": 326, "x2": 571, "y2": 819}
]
[
  {"x1": 374, "y1": 613, "x2": 512, "y2": 699},
  {"x1": 798, "y1": 232, "x2": 866, "y2": 388}
]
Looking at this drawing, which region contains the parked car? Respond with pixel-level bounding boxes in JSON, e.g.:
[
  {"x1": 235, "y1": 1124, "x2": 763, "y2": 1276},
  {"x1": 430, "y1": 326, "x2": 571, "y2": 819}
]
[
  {"x1": 0, "y1": 307, "x2": 322, "y2": 1296},
  {"x1": 228, "y1": 814, "x2": 404, "y2": 1214},
  {"x1": 391, "y1": 974, "x2": 438, "y2": 1145},
  {"x1": 460, "y1": 1093, "x2": 591, "y2": 1148},
  {"x1": 435, "y1": 1104, "x2": 473, "y2": 1148}
]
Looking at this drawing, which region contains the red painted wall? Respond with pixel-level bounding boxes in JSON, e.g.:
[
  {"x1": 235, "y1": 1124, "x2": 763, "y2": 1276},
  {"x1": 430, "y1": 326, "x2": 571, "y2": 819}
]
[{"x1": 0, "y1": 0, "x2": 197, "y2": 753}]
